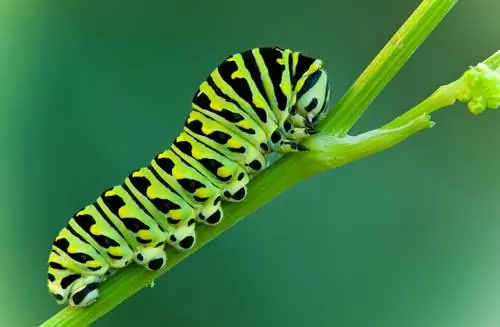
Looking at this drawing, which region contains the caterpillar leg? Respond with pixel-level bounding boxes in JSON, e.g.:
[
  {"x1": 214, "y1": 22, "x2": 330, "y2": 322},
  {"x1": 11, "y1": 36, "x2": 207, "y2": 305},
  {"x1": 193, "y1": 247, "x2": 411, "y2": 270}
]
[
  {"x1": 198, "y1": 206, "x2": 224, "y2": 226},
  {"x1": 166, "y1": 219, "x2": 197, "y2": 251},
  {"x1": 134, "y1": 243, "x2": 168, "y2": 271},
  {"x1": 268, "y1": 132, "x2": 309, "y2": 153},
  {"x1": 222, "y1": 185, "x2": 247, "y2": 202},
  {"x1": 68, "y1": 275, "x2": 104, "y2": 307},
  {"x1": 281, "y1": 118, "x2": 317, "y2": 140}
]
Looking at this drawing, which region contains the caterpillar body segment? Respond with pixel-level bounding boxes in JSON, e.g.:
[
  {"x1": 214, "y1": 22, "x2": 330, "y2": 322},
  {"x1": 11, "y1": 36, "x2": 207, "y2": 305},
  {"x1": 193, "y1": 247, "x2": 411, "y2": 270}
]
[
  {"x1": 149, "y1": 149, "x2": 224, "y2": 225},
  {"x1": 47, "y1": 46, "x2": 332, "y2": 308}
]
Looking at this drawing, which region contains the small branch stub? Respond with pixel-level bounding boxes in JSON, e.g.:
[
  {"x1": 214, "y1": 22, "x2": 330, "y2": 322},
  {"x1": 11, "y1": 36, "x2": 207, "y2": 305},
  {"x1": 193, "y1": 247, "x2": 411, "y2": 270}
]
[{"x1": 304, "y1": 114, "x2": 434, "y2": 173}]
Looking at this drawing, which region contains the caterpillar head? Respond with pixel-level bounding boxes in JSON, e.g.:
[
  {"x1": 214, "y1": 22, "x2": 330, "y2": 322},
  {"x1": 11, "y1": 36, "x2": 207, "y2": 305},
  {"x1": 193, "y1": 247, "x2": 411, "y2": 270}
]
[{"x1": 293, "y1": 65, "x2": 332, "y2": 127}]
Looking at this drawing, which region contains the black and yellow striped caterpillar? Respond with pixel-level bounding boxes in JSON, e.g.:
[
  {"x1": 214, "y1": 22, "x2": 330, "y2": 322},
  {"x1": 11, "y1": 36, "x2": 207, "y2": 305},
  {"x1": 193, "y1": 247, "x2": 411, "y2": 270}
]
[{"x1": 47, "y1": 46, "x2": 331, "y2": 307}]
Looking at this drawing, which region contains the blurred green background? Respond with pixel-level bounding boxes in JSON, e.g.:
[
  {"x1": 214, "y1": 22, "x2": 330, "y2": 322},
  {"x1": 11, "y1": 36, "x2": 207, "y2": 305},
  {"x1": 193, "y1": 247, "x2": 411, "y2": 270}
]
[{"x1": 1, "y1": 0, "x2": 500, "y2": 326}]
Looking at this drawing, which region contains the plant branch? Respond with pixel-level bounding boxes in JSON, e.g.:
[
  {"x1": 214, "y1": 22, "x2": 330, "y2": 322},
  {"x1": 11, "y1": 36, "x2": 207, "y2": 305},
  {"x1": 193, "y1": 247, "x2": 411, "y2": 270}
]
[
  {"x1": 41, "y1": 1, "x2": 460, "y2": 326},
  {"x1": 319, "y1": 0, "x2": 459, "y2": 136}
]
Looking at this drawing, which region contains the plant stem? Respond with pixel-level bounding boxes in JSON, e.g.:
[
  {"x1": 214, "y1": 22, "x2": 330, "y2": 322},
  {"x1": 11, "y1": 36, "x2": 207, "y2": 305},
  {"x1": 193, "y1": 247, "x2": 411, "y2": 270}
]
[
  {"x1": 40, "y1": 1, "x2": 459, "y2": 326},
  {"x1": 319, "y1": 0, "x2": 458, "y2": 136}
]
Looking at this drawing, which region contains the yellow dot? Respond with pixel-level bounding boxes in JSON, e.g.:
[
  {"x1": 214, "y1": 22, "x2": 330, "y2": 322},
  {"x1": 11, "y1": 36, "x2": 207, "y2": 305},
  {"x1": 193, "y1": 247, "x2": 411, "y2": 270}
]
[
  {"x1": 191, "y1": 148, "x2": 202, "y2": 159},
  {"x1": 195, "y1": 188, "x2": 209, "y2": 198},
  {"x1": 172, "y1": 167, "x2": 183, "y2": 179},
  {"x1": 87, "y1": 260, "x2": 101, "y2": 269},
  {"x1": 217, "y1": 166, "x2": 231, "y2": 178},
  {"x1": 239, "y1": 120, "x2": 253, "y2": 130},
  {"x1": 67, "y1": 244, "x2": 78, "y2": 254},
  {"x1": 108, "y1": 247, "x2": 123, "y2": 257},
  {"x1": 89, "y1": 224, "x2": 102, "y2": 236},
  {"x1": 253, "y1": 97, "x2": 267, "y2": 110},
  {"x1": 138, "y1": 230, "x2": 152, "y2": 240},
  {"x1": 227, "y1": 138, "x2": 240, "y2": 149},
  {"x1": 118, "y1": 206, "x2": 133, "y2": 219},
  {"x1": 211, "y1": 102, "x2": 222, "y2": 111},
  {"x1": 281, "y1": 81, "x2": 291, "y2": 95},
  {"x1": 169, "y1": 210, "x2": 183, "y2": 220},
  {"x1": 202, "y1": 125, "x2": 215, "y2": 136},
  {"x1": 146, "y1": 186, "x2": 160, "y2": 199}
]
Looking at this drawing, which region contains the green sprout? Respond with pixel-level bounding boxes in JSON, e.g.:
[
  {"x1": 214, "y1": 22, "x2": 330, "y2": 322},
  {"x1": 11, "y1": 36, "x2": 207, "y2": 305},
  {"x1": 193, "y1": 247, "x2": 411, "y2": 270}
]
[
  {"x1": 41, "y1": 1, "x2": 500, "y2": 326},
  {"x1": 457, "y1": 53, "x2": 500, "y2": 114}
]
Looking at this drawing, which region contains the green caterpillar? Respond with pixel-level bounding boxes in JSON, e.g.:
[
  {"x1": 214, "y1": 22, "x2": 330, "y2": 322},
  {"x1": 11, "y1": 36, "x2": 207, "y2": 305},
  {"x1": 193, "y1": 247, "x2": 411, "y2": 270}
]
[{"x1": 47, "y1": 46, "x2": 332, "y2": 308}]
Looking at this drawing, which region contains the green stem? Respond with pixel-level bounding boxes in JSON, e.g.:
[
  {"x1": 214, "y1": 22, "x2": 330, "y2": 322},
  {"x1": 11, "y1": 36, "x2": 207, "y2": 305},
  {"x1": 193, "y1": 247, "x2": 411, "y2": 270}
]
[
  {"x1": 383, "y1": 81, "x2": 460, "y2": 129},
  {"x1": 40, "y1": 1, "x2": 458, "y2": 326},
  {"x1": 319, "y1": 0, "x2": 458, "y2": 136}
]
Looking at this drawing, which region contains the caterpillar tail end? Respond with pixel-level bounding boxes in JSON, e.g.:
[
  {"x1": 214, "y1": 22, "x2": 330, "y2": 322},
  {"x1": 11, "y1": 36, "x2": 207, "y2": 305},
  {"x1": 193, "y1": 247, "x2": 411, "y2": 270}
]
[{"x1": 52, "y1": 275, "x2": 105, "y2": 309}]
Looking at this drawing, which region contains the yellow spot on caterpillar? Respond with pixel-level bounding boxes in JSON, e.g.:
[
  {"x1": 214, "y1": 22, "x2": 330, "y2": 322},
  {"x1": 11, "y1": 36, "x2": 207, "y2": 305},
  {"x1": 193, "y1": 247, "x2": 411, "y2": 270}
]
[
  {"x1": 87, "y1": 260, "x2": 101, "y2": 269},
  {"x1": 108, "y1": 247, "x2": 123, "y2": 257},
  {"x1": 281, "y1": 80, "x2": 291, "y2": 95},
  {"x1": 217, "y1": 166, "x2": 231, "y2": 178},
  {"x1": 210, "y1": 102, "x2": 222, "y2": 111},
  {"x1": 191, "y1": 147, "x2": 202, "y2": 159},
  {"x1": 172, "y1": 166, "x2": 183, "y2": 179},
  {"x1": 146, "y1": 186, "x2": 160, "y2": 200},
  {"x1": 67, "y1": 244, "x2": 79, "y2": 254},
  {"x1": 201, "y1": 125, "x2": 215, "y2": 135},
  {"x1": 138, "y1": 230, "x2": 152, "y2": 240},
  {"x1": 132, "y1": 170, "x2": 144, "y2": 178},
  {"x1": 177, "y1": 134, "x2": 187, "y2": 142},
  {"x1": 158, "y1": 150, "x2": 169, "y2": 159},
  {"x1": 90, "y1": 224, "x2": 102, "y2": 236},
  {"x1": 227, "y1": 138, "x2": 240, "y2": 149},
  {"x1": 194, "y1": 188, "x2": 210, "y2": 198},
  {"x1": 118, "y1": 206, "x2": 134, "y2": 219},
  {"x1": 78, "y1": 207, "x2": 92, "y2": 216},
  {"x1": 239, "y1": 120, "x2": 253, "y2": 130},
  {"x1": 104, "y1": 189, "x2": 117, "y2": 197},
  {"x1": 253, "y1": 97, "x2": 267, "y2": 111},
  {"x1": 169, "y1": 210, "x2": 183, "y2": 220}
]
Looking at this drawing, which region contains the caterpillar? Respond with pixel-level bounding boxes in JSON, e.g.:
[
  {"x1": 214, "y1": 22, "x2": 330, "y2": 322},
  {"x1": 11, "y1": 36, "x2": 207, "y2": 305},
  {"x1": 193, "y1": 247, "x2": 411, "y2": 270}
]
[{"x1": 47, "y1": 46, "x2": 332, "y2": 308}]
